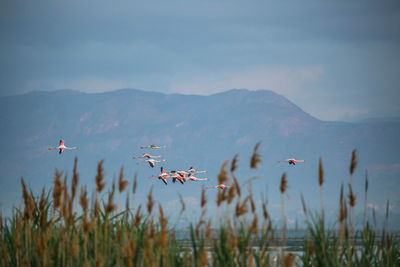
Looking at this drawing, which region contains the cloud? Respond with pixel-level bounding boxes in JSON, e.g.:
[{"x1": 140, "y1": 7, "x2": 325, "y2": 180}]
[{"x1": 1, "y1": 1, "x2": 399, "y2": 121}]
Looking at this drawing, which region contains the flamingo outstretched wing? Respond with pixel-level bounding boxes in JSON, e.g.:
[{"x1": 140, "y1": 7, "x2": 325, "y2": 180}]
[
  {"x1": 278, "y1": 159, "x2": 305, "y2": 165},
  {"x1": 140, "y1": 145, "x2": 166, "y2": 149},
  {"x1": 133, "y1": 154, "x2": 162, "y2": 159},
  {"x1": 206, "y1": 184, "x2": 230, "y2": 190},
  {"x1": 176, "y1": 176, "x2": 185, "y2": 184},
  {"x1": 159, "y1": 176, "x2": 168, "y2": 185},
  {"x1": 188, "y1": 166, "x2": 207, "y2": 173},
  {"x1": 206, "y1": 186, "x2": 217, "y2": 189},
  {"x1": 49, "y1": 140, "x2": 77, "y2": 155}
]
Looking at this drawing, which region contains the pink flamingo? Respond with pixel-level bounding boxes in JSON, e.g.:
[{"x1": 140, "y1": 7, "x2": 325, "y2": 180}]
[
  {"x1": 151, "y1": 167, "x2": 170, "y2": 185},
  {"x1": 137, "y1": 159, "x2": 166, "y2": 168},
  {"x1": 278, "y1": 158, "x2": 305, "y2": 165},
  {"x1": 48, "y1": 140, "x2": 78, "y2": 154},
  {"x1": 140, "y1": 145, "x2": 166, "y2": 149},
  {"x1": 169, "y1": 170, "x2": 185, "y2": 184},
  {"x1": 186, "y1": 173, "x2": 208, "y2": 182},
  {"x1": 133, "y1": 153, "x2": 162, "y2": 159},
  {"x1": 177, "y1": 170, "x2": 189, "y2": 180},
  {"x1": 188, "y1": 166, "x2": 207, "y2": 174},
  {"x1": 206, "y1": 184, "x2": 230, "y2": 190}
]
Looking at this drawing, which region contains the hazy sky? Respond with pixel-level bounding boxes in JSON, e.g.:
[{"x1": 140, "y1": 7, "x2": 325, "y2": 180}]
[{"x1": 1, "y1": 0, "x2": 399, "y2": 121}]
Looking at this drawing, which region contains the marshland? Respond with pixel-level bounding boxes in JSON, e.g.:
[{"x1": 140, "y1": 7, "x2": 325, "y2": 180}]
[
  {"x1": 2, "y1": 1, "x2": 400, "y2": 266},
  {"x1": 1, "y1": 144, "x2": 399, "y2": 266}
]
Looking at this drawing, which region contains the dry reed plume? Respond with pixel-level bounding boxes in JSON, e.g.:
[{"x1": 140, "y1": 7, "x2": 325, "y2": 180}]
[
  {"x1": 95, "y1": 159, "x2": 105, "y2": 193},
  {"x1": 280, "y1": 172, "x2": 287, "y2": 194},
  {"x1": 318, "y1": 157, "x2": 324, "y2": 187},
  {"x1": 147, "y1": 185, "x2": 154, "y2": 214},
  {"x1": 350, "y1": 149, "x2": 358, "y2": 176},
  {"x1": 250, "y1": 141, "x2": 262, "y2": 169},
  {"x1": 118, "y1": 166, "x2": 129, "y2": 193},
  {"x1": 231, "y1": 153, "x2": 238, "y2": 173}
]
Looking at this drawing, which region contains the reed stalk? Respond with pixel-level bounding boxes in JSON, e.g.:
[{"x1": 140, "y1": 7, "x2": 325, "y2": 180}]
[{"x1": 0, "y1": 148, "x2": 398, "y2": 266}]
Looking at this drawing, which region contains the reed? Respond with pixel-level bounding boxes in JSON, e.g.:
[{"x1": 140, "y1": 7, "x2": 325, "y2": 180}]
[
  {"x1": 0, "y1": 146, "x2": 398, "y2": 266},
  {"x1": 318, "y1": 158, "x2": 324, "y2": 215},
  {"x1": 250, "y1": 141, "x2": 262, "y2": 169},
  {"x1": 118, "y1": 166, "x2": 129, "y2": 193}
]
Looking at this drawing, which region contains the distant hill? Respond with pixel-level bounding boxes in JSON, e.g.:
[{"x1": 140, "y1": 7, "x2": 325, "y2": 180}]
[{"x1": 1, "y1": 88, "x2": 399, "y2": 226}]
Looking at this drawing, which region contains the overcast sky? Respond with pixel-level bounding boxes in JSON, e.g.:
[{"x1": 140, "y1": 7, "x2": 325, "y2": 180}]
[{"x1": 1, "y1": 0, "x2": 399, "y2": 121}]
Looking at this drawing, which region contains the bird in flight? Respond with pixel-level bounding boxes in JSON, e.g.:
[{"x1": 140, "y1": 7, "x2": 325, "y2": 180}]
[
  {"x1": 206, "y1": 184, "x2": 230, "y2": 190},
  {"x1": 132, "y1": 153, "x2": 162, "y2": 159},
  {"x1": 169, "y1": 170, "x2": 185, "y2": 184},
  {"x1": 188, "y1": 166, "x2": 207, "y2": 174},
  {"x1": 152, "y1": 167, "x2": 170, "y2": 185},
  {"x1": 278, "y1": 159, "x2": 305, "y2": 165},
  {"x1": 186, "y1": 173, "x2": 208, "y2": 182},
  {"x1": 48, "y1": 140, "x2": 78, "y2": 154},
  {"x1": 176, "y1": 170, "x2": 189, "y2": 180},
  {"x1": 137, "y1": 159, "x2": 166, "y2": 168},
  {"x1": 140, "y1": 145, "x2": 167, "y2": 149}
]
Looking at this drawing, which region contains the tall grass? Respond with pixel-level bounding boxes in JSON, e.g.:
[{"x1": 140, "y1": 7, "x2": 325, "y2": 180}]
[{"x1": 0, "y1": 147, "x2": 399, "y2": 266}]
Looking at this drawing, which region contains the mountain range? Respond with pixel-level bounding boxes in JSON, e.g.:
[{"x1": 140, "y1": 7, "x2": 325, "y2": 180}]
[{"x1": 1, "y1": 88, "x2": 399, "y2": 226}]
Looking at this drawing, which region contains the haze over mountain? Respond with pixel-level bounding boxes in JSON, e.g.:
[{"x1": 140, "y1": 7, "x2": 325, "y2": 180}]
[{"x1": 1, "y1": 88, "x2": 399, "y2": 226}]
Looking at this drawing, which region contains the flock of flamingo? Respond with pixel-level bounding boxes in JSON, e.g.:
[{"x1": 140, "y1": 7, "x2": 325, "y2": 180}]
[
  {"x1": 133, "y1": 145, "x2": 210, "y2": 186},
  {"x1": 48, "y1": 140, "x2": 305, "y2": 190}
]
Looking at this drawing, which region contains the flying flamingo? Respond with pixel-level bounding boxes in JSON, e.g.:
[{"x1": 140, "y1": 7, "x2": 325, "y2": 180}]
[
  {"x1": 169, "y1": 170, "x2": 185, "y2": 184},
  {"x1": 140, "y1": 145, "x2": 167, "y2": 149},
  {"x1": 133, "y1": 153, "x2": 162, "y2": 159},
  {"x1": 48, "y1": 140, "x2": 78, "y2": 154},
  {"x1": 177, "y1": 170, "x2": 189, "y2": 180},
  {"x1": 278, "y1": 159, "x2": 305, "y2": 165},
  {"x1": 186, "y1": 173, "x2": 208, "y2": 182},
  {"x1": 188, "y1": 166, "x2": 207, "y2": 174},
  {"x1": 152, "y1": 167, "x2": 170, "y2": 185},
  {"x1": 206, "y1": 184, "x2": 231, "y2": 190},
  {"x1": 137, "y1": 159, "x2": 166, "y2": 168}
]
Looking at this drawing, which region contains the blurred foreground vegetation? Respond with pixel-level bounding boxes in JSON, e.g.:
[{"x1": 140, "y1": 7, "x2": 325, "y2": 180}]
[{"x1": 0, "y1": 145, "x2": 399, "y2": 266}]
